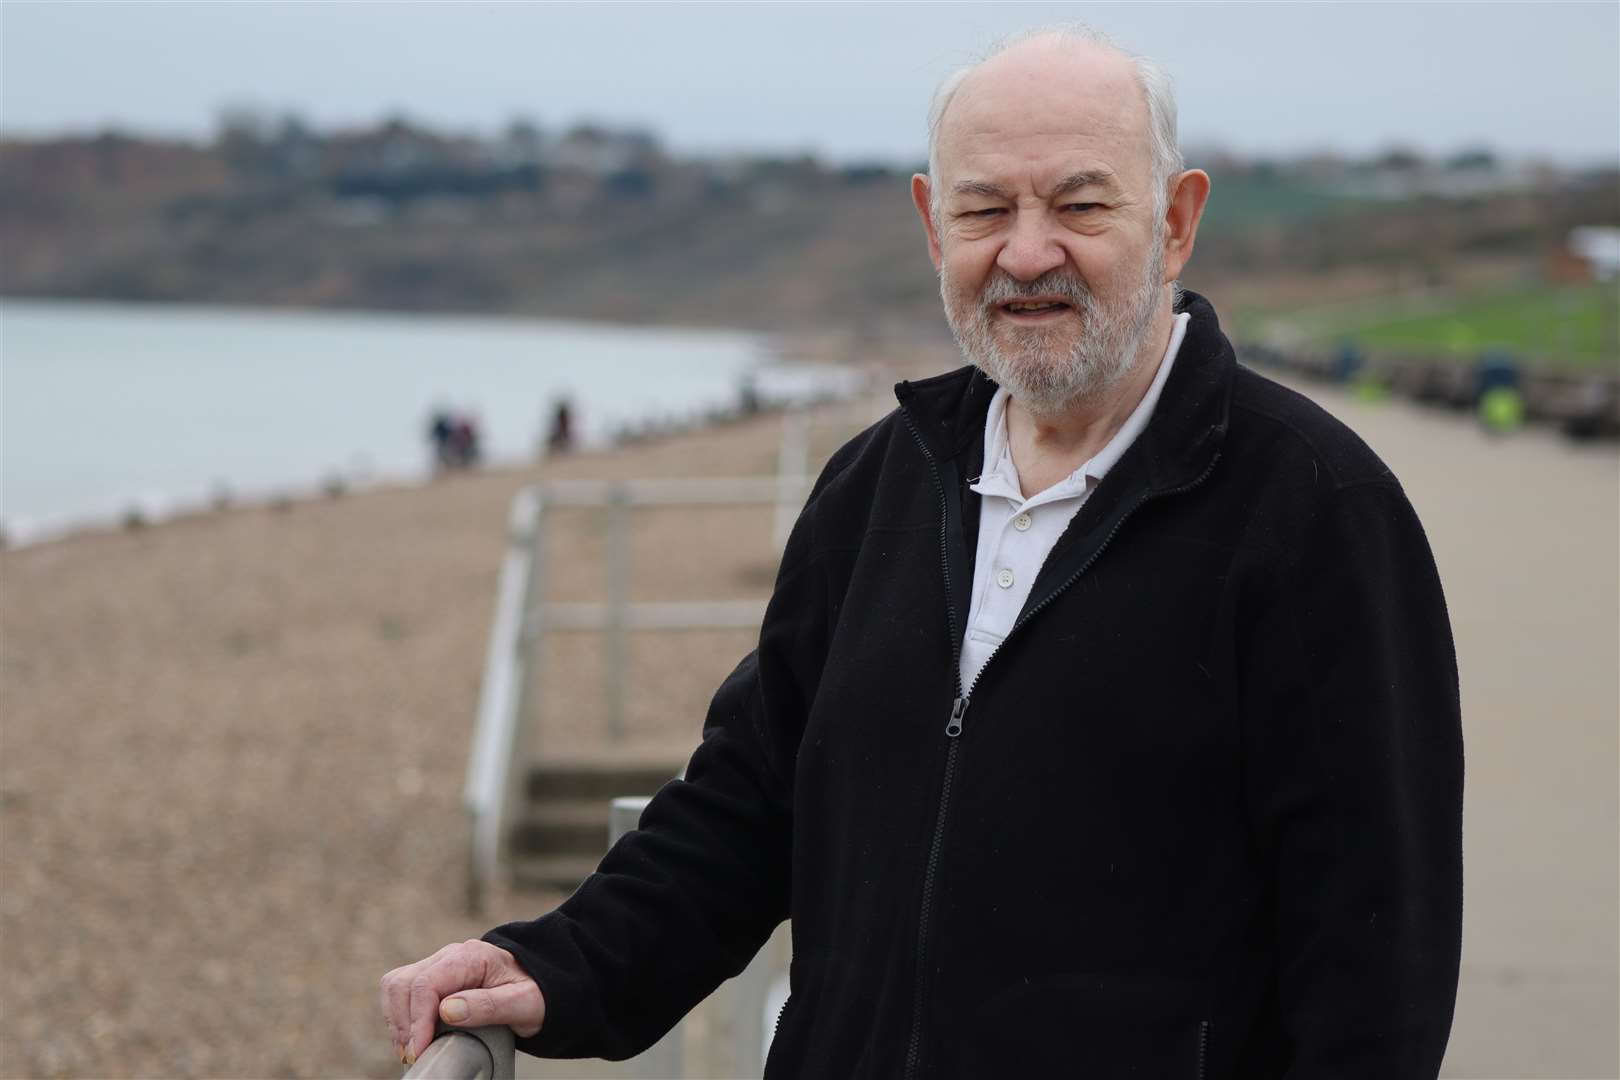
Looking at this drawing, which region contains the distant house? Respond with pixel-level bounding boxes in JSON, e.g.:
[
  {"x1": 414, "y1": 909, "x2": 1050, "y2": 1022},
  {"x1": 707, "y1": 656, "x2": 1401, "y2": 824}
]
[
  {"x1": 1568, "y1": 226, "x2": 1620, "y2": 281},
  {"x1": 552, "y1": 125, "x2": 662, "y2": 176},
  {"x1": 1333, "y1": 146, "x2": 1543, "y2": 200}
]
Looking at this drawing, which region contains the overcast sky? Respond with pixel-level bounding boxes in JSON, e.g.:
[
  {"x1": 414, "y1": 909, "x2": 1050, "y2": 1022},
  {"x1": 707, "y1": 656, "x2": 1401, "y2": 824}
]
[{"x1": 2, "y1": 2, "x2": 1616, "y2": 165}]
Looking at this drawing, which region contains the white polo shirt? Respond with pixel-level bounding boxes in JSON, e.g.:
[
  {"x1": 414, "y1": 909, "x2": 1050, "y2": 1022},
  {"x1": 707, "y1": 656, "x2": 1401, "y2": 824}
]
[{"x1": 959, "y1": 312, "x2": 1190, "y2": 693}]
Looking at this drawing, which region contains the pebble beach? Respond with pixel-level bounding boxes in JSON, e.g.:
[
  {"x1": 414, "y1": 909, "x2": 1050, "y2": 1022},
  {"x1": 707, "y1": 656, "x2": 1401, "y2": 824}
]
[{"x1": 0, "y1": 338, "x2": 935, "y2": 1079}]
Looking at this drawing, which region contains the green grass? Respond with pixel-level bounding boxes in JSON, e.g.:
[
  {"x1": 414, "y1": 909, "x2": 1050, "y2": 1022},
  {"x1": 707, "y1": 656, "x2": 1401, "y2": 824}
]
[{"x1": 1241, "y1": 282, "x2": 1619, "y2": 369}]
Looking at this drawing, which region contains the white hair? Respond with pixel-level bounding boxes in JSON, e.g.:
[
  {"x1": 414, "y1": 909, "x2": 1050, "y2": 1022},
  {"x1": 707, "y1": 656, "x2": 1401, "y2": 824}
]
[{"x1": 925, "y1": 25, "x2": 1184, "y2": 221}]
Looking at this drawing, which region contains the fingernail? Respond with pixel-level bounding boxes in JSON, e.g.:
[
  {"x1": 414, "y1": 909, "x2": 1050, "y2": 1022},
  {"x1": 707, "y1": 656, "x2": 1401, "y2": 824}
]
[
  {"x1": 441, "y1": 997, "x2": 469, "y2": 1023},
  {"x1": 403, "y1": 1048, "x2": 416, "y2": 1067}
]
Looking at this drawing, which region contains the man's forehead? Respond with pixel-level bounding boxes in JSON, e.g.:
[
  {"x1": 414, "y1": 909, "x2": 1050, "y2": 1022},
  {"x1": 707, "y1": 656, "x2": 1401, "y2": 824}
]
[{"x1": 934, "y1": 40, "x2": 1150, "y2": 183}]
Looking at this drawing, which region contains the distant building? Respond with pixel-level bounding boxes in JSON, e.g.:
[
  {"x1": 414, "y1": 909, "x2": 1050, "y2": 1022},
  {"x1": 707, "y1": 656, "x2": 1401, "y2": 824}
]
[
  {"x1": 1568, "y1": 226, "x2": 1620, "y2": 281},
  {"x1": 552, "y1": 125, "x2": 662, "y2": 176},
  {"x1": 1334, "y1": 146, "x2": 1542, "y2": 200}
]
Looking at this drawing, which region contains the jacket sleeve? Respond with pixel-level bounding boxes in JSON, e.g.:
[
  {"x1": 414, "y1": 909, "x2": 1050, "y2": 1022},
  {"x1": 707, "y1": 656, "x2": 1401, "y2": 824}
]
[
  {"x1": 1241, "y1": 478, "x2": 1463, "y2": 1078},
  {"x1": 481, "y1": 492, "x2": 828, "y2": 1061}
]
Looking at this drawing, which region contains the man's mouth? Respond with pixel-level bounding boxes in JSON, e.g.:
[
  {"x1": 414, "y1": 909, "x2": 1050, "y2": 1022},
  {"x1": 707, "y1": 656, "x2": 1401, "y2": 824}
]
[{"x1": 997, "y1": 299, "x2": 1074, "y2": 321}]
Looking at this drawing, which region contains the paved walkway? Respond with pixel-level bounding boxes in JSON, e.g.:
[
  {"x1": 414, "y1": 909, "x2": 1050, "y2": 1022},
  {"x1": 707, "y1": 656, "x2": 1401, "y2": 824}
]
[{"x1": 1296, "y1": 384, "x2": 1616, "y2": 1080}]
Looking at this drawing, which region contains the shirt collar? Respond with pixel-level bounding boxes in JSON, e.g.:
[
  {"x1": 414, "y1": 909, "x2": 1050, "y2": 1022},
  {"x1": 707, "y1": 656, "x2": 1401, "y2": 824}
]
[{"x1": 972, "y1": 310, "x2": 1191, "y2": 508}]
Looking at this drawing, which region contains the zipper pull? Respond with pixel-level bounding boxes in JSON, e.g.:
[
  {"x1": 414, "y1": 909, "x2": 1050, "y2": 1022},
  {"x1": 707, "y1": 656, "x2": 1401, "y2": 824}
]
[{"x1": 945, "y1": 697, "x2": 968, "y2": 737}]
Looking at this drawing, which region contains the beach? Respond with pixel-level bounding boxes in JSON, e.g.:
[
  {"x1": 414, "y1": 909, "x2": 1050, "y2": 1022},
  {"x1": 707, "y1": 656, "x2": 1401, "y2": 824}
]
[{"x1": 1, "y1": 348, "x2": 1615, "y2": 1079}]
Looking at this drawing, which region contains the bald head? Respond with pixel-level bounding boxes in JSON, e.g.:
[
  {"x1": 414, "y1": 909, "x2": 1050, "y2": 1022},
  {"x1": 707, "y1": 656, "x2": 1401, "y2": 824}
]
[{"x1": 926, "y1": 27, "x2": 1182, "y2": 219}]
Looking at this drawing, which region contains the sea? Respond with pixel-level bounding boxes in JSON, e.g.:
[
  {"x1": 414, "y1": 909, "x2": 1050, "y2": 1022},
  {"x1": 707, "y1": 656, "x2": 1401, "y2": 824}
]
[{"x1": 1, "y1": 299, "x2": 850, "y2": 545}]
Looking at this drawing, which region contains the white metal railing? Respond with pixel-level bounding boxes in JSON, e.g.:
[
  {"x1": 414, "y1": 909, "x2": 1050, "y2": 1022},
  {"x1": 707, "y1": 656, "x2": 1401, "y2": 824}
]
[
  {"x1": 400, "y1": 1025, "x2": 514, "y2": 1080},
  {"x1": 463, "y1": 467, "x2": 815, "y2": 912},
  {"x1": 464, "y1": 488, "x2": 545, "y2": 916},
  {"x1": 456, "y1": 396, "x2": 882, "y2": 1068},
  {"x1": 462, "y1": 396, "x2": 878, "y2": 913}
]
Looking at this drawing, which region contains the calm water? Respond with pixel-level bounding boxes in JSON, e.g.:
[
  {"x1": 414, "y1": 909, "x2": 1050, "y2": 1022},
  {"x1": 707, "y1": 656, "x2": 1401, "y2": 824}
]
[{"x1": 0, "y1": 300, "x2": 771, "y2": 542}]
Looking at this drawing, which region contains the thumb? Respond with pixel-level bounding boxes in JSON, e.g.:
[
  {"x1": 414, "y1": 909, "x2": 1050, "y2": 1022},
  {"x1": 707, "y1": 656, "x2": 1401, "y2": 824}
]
[{"x1": 439, "y1": 980, "x2": 546, "y2": 1038}]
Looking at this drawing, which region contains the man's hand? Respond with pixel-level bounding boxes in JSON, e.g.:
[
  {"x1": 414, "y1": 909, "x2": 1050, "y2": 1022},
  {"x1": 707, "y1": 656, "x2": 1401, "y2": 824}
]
[{"x1": 380, "y1": 939, "x2": 545, "y2": 1065}]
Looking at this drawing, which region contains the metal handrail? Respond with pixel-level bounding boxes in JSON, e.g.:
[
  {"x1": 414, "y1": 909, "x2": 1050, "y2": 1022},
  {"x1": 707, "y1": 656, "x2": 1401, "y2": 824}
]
[
  {"x1": 461, "y1": 400, "x2": 879, "y2": 913},
  {"x1": 401, "y1": 1026, "x2": 514, "y2": 1080},
  {"x1": 462, "y1": 477, "x2": 809, "y2": 913},
  {"x1": 544, "y1": 600, "x2": 768, "y2": 631},
  {"x1": 541, "y1": 475, "x2": 810, "y2": 507},
  {"x1": 463, "y1": 488, "x2": 544, "y2": 915}
]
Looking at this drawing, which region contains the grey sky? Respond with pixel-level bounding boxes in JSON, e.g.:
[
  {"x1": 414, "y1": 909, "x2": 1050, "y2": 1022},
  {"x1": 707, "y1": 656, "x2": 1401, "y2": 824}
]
[{"x1": 2, "y1": 1, "x2": 1616, "y2": 165}]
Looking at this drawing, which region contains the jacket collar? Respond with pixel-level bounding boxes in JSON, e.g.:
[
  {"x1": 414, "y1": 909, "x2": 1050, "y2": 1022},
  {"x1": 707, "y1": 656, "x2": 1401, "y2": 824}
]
[{"x1": 893, "y1": 289, "x2": 1234, "y2": 497}]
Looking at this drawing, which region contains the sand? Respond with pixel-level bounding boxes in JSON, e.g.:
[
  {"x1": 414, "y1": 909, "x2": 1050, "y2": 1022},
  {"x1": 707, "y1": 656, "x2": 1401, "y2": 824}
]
[{"x1": 1, "y1": 355, "x2": 1614, "y2": 1079}]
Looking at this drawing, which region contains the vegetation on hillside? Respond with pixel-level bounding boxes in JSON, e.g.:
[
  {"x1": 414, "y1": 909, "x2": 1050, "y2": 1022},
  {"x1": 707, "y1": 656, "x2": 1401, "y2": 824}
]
[{"x1": 2, "y1": 114, "x2": 1615, "y2": 359}]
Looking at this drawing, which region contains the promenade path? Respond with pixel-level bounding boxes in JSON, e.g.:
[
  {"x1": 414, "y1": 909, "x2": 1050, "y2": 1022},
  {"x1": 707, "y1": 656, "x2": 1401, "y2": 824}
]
[{"x1": 1296, "y1": 382, "x2": 1617, "y2": 1080}]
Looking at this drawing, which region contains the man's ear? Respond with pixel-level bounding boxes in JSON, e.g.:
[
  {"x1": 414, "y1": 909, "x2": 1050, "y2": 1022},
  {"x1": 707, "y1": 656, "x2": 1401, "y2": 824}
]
[
  {"x1": 1160, "y1": 168, "x2": 1211, "y2": 283},
  {"x1": 911, "y1": 173, "x2": 943, "y2": 270}
]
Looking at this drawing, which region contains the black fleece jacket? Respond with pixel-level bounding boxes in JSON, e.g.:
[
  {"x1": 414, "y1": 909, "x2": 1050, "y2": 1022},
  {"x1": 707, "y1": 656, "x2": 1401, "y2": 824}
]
[{"x1": 487, "y1": 292, "x2": 1464, "y2": 1079}]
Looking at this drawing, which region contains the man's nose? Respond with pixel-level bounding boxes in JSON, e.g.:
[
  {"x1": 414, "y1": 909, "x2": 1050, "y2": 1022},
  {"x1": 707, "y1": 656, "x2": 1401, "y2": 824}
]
[{"x1": 995, "y1": 211, "x2": 1066, "y2": 282}]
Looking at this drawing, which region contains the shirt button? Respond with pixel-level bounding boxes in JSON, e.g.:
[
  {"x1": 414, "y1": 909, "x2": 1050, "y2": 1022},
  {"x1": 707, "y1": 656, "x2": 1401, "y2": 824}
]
[
  {"x1": 996, "y1": 568, "x2": 1015, "y2": 589},
  {"x1": 1013, "y1": 512, "x2": 1032, "y2": 532}
]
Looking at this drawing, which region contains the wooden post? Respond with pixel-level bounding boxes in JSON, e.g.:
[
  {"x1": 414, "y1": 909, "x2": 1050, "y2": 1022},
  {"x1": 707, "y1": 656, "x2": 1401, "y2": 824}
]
[{"x1": 604, "y1": 485, "x2": 630, "y2": 742}]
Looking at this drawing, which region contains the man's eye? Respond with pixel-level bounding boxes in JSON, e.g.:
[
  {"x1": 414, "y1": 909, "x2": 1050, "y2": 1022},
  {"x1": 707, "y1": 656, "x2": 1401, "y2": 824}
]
[
  {"x1": 1062, "y1": 202, "x2": 1100, "y2": 213},
  {"x1": 963, "y1": 208, "x2": 1004, "y2": 218}
]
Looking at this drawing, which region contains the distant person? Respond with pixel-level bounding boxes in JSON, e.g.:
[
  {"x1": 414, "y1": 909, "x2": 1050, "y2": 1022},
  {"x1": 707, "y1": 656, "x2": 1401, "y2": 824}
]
[
  {"x1": 1476, "y1": 350, "x2": 1525, "y2": 436},
  {"x1": 1333, "y1": 337, "x2": 1364, "y2": 384},
  {"x1": 738, "y1": 374, "x2": 762, "y2": 417},
  {"x1": 427, "y1": 408, "x2": 455, "y2": 470},
  {"x1": 384, "y1": 26, "x2": 1462, "y2": 1078},
  {"x1": 430, "y1": 408, "x2": 482, "y2": 470},
  {"x1": 545, "y1": 397, "x2": 575, "y2": 455},
  {"x1": 450, "y1": 414, "x2": 482, "y2": 467}
]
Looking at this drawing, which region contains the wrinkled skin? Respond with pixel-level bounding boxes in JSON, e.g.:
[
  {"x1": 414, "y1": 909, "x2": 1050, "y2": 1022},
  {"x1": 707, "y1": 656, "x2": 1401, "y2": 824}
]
[
  {"x1": 378, "y1": 939, "x2": 544, "y2": 1065},
  {"x1": 911, "y1": 35, "x2": 1210, "y2": 493}
]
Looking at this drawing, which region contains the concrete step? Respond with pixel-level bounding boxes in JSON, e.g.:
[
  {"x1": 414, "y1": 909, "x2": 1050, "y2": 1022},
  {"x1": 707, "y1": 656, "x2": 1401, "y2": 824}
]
[
  {"x1": 510, "y1": 798, "x2": 615, "y2": 856},
  {"x1": 510, "y1": 853, "x2": 605, "y2": 891},
  {"x1": 510, "y1": 744, "x2": 690, "y2": 892},
  {"x1": 524, "y1": 749, "x2": 687, "y2": 804}
]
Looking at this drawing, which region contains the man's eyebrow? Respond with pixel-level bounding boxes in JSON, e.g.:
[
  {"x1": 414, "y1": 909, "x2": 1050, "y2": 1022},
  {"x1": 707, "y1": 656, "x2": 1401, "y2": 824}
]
[
  {"x1": 1050, "y1": 169, "x2": 1119, "y2": 196},
  {"x1": 950, "y1": 179, "x2": 1010, "y2": 199},
  {"x1": 948, "y1": 170, "x2": 1121, "y2": 201}
]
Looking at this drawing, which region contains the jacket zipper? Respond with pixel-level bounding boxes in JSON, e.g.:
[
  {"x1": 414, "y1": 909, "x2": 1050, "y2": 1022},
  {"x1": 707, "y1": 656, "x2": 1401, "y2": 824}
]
[
  {"x1": 1196, "y1": 1019, "x2": 1211, "y2": 1080},
  {"x1": 899, "y1": 411, "x2": 966, "y2": 1080},
  {"x1": 899, "y1": 404, "x2": 1221, "y2": 1079}
]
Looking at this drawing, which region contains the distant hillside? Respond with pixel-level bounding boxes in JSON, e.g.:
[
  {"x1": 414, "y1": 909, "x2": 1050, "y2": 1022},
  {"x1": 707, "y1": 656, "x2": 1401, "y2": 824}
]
[{"x1": 2, "y1": 123, "x2": 1614, "y2": 335}]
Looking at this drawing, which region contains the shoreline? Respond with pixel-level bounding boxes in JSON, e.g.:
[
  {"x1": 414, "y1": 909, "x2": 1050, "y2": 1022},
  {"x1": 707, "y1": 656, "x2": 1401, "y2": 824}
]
[
  {"x1": 0, "y1": 375, "x2": 868, "y2": 553},
  {"x1": 0, "y1": 293, "x2": 875, "y2": 550},
  {"x1": 0, "y1": 361, "x2": 874, "y2": 553}
]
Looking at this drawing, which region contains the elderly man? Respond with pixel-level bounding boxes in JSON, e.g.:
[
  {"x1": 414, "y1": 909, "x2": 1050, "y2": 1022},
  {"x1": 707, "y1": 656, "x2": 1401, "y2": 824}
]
[{"x1": 383, "y1": 27, "x2": 1463, "y2": 1078}]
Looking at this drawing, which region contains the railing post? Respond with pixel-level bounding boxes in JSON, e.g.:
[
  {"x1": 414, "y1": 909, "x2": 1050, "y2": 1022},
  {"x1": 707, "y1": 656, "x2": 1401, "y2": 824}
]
[
  {"x1": 465, "y1": 487, "x2": 542, "y2": 916},
  {"x1": 604, "y1": 484, "x2": 630, "y2": 742},
  {"x1": 610, "y1": 796, "x2": 683, "y2": 1079},
  {"x1": 774, "y1": 409, "x2": 810, "y2": 551}
]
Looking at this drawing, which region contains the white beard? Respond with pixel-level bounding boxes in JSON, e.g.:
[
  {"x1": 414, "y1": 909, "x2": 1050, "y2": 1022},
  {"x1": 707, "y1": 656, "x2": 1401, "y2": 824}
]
[{"x1": 941, "y1": 242, "x2": 1166, "y2": 416}]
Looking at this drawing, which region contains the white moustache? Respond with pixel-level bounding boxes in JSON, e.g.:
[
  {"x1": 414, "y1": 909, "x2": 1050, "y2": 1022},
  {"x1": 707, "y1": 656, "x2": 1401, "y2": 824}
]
[{"x1": 978, "y1": 272, "x2": 1092, "y2": 311}]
